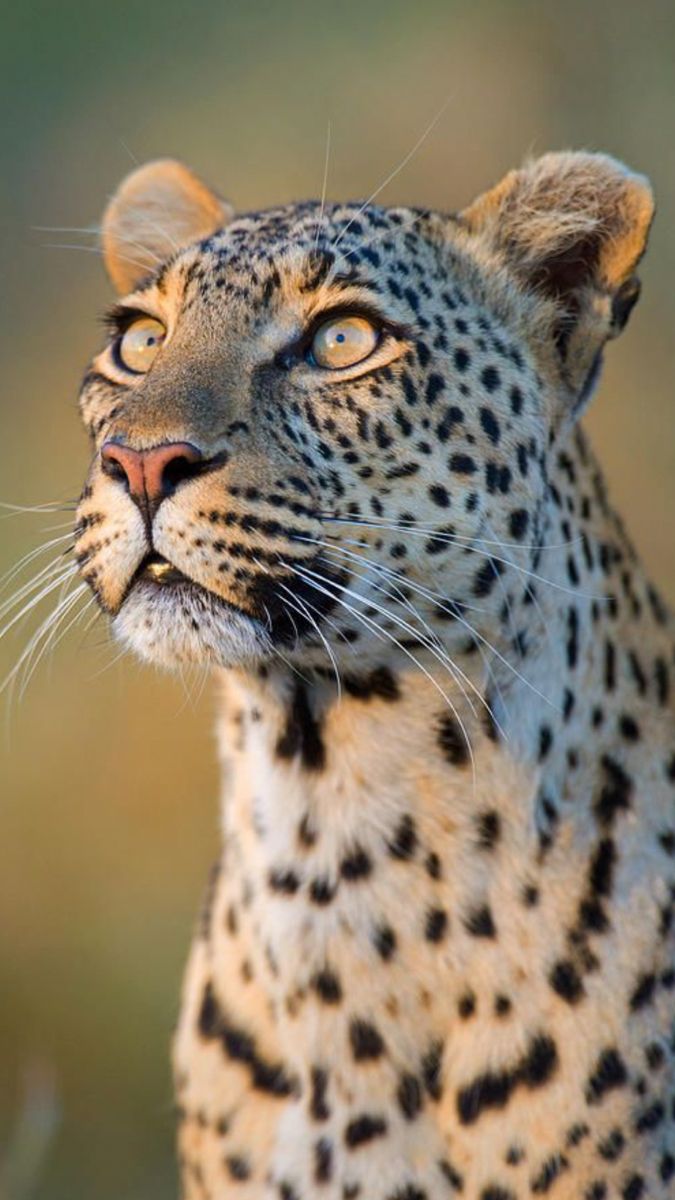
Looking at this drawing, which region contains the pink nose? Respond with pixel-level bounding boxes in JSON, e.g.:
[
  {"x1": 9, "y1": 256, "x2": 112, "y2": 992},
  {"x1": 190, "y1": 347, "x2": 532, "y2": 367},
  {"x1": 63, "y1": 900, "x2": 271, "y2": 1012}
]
[{"x1": 101, "y1": 441, "x2": 203, "y2": 512}]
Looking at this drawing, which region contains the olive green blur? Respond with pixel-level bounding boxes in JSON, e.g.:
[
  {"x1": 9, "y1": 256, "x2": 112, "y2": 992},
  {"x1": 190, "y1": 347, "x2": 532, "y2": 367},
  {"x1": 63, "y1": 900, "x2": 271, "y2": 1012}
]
[{"x1": 1, "y1": 2, "x2": 674, "y2": 1196}]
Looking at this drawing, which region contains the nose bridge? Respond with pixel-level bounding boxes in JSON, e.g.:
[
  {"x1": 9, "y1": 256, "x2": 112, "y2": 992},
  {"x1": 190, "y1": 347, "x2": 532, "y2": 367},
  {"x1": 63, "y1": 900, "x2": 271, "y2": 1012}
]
[{"x1": 114, "y1": 353, "x2": 247, "y2": 450}]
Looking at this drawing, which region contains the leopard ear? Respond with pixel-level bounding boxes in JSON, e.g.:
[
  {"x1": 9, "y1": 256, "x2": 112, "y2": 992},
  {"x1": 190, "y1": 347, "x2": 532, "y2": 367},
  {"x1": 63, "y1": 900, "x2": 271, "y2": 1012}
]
[
  {"x1": 102, "y1": 159, "x2": 233, "y2": 294},
  {"x1": 460, "y1": 152, "x2": 654, "y2": 372}
]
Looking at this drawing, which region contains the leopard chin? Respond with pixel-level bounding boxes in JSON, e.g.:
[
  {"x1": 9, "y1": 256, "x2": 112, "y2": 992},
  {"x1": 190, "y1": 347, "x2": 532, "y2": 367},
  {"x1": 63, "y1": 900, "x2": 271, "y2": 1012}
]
[{"x1": 113, "y1": 576, "x2": 271, "y2": 670}]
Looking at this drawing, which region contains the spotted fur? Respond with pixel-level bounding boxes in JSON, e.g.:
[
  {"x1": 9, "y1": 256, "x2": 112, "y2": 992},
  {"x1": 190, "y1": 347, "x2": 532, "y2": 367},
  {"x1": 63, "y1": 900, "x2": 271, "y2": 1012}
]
[{"x1": 73, "y1": 152, "x2": 674, "y2": 1198}]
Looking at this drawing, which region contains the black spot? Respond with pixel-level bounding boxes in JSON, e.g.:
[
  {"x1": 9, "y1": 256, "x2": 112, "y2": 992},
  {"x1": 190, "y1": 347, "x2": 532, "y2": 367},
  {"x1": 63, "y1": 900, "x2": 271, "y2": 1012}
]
[
  {"x1": 479, "y1": 406, "x2": 501, "y2": 443},
  {"x1": 622, "y1": 1176, "x2": 645, "y2": 1200},
  {"x1": 310, "y1": 1067, "x2": 330, "y2": 1120},
  {"x1": 388, "y1": 814, "x2": 418, "y2": 860},
  {"x1": 438, "y1": 713, "x2": 471, "y2": 766},
  {"x1": 619, "y1": 713, "x2": 640, "y2": 741},
  {"x1": 457, "y1": 1033, "x2": 558, "y2": 1125},
  {"x1": 594, "y1": 755, "x2": 632, "y2": 827},
  {"x1": 438, "y1": 1158, "x2": 464, "y2": 1190},
  {"x1": 629, "y1": 973, "x2": 656, "y2": 1012},
  {"x1": 463, "y1": 904, "x2": 496, "y2": 938},
  {"x1": 340, "y1": 847, "x2": 373, "y2": 880},
  {"x1": 269, "y1": 868, "x2": 300, "y2": 894},
  {"x1": 397, "y1": 1073, "x2": 424, "y2": 1120},
  {"x1": 344, "y1": 1114, "x2": 388, "y2": 1147},
  {"x1": 494, "y1": 994, "x2": 512, "y2": 1017},
  {"x1": 530, "y1": 1154, "x2": 569, "y2": 1194},
  {"x1": 508, "y1": 509, "x2": 529, "y2": 540},
  {"x1": 549, "y1": 960, "x2": 584, "y2": 1004},
  {"x1": 344, "y1": 666, "x2": 400, "y2": 701},
  {"x1": 538, "y1": 725, "x2": 553, "y2": 761},
  {"x1": 314, "y1": 1137, "x2": 333, "y2": 1183},
  {"x1": 197, "y1": 981, "x2": 295, "y2": 1097},
  {"x1": 585, "y1": 1047, "x2": 628, "y2": 1105},
  {"x1": 449, "y1": 453, "x2": 477, "y2": 475},
  {"x1": 225, "y1": 1155, "x2": 251, "y2": 1182},
  {"x1": 312, "y1": 968, "x2": 343, "y2": 1005},
  {"x1": 476, "y1": 810, "x2": 501, "y2": 849},
  {"x1": 425, "y1": 372, "x2": 445, "y2": 404},
  {"x1": 425, "y1": 907, "x2": 449, "y2": 942},
  {"x1": 349, "y1": 1019, "x2": 386, "y2": 1061},
  {"x1": 373, "y1": 923, "x2": 397, "y2": 961},
  {"x1": 426, "y1": 852, "x2": 442, "y2": 879},
  {"x1": 309, "y1": 877, "x2": 337, "y2": 905},
  {"x1": 597, "y1": 1128, "x2": 625, "y2": 1161},
  {"x1": 634, "y1": 1100, "x2": 665, "y2": 1134},
  {"x1": 481, "y1": 366, "x2": 501, "y2": 393},
  {"x1": 276, "y1": 683, "x2": 325, "y2": 770},
  {"x1": 429, "y1": 483, "x2": 451, "y2": 508},
  {"x1": 458, "y1": 991, "x2": 476, "y2": 1019},
  {"x1": 421, "y1": 1039, "x2": 444, "y2": 1100}
]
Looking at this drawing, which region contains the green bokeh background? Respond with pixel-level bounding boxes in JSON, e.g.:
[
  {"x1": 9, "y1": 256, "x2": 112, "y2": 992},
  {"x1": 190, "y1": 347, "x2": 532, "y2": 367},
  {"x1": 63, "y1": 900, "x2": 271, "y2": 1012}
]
[{"x1": 1, "y1": 2, "x2": 674, "y2": 1197}]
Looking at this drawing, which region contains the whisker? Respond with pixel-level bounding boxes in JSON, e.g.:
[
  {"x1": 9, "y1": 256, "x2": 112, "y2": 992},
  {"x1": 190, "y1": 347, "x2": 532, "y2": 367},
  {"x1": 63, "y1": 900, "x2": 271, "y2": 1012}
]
[
  {"x1": 314, "y1": 120, "x2": 332, "y2": 254},
  {"x1": 0, "y1": 500, "x2": 77, "y2": 518},
  {"x1": 19, "y1": 590, "x2": 93, "y2": 701},
  {"x1": 319, "y1": 517, "x2": 601, "y2": 600},
  {"x1": 0, "y1": 564, "x2": 78, "y2": 638},
  {"x1": 311, "y1": 536, "x2": 555, "y2": 716},
  {"x1": 0, "y1": 533, "x2": 73, "y2": 593},
  {"x1": 332, "y1": 98, "x2": 451, "y2": 249},
  {"x1": 282, "y1": 559, "x2": 476, "y2": 786},
  {"x1": 295, "y1": 541, "x2": 500, "y2": 731},
  {"x1": 282, "y1": 557, "x2": 483, "y2": 734},
  {"x1": 2, "y1": 583, "x2": 88, "y2": 701},
  {"x1": 321, "y1": 514, "x2": 586, "y2": 554}
]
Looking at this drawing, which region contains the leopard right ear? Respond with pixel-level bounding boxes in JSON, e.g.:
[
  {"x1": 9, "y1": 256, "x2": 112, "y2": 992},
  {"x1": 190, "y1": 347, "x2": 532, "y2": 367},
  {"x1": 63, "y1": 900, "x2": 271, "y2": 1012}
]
[{"x1": 102, "y1": 159, "x2": 233, "y2": 294}]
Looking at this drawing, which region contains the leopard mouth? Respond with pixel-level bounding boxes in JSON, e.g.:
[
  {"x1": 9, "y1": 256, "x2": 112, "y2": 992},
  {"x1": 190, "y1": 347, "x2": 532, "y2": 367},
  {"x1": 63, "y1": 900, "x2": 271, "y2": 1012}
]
[{"x1": 135, "y1": 551, "x2": 192, "y2": 588}]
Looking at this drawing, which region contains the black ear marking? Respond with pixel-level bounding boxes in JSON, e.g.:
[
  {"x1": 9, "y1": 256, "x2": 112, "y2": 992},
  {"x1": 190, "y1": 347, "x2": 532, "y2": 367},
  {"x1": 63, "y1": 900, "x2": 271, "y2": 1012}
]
[{"x1": 611, "y1": 276, "x2": 641, "y2": 335}]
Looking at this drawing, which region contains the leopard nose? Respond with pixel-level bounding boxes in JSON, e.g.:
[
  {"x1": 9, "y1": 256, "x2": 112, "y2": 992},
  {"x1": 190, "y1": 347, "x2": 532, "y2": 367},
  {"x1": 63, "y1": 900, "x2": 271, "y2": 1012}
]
[{"x1": 101, "y1": 440, "x2": 203, "y2": 512}]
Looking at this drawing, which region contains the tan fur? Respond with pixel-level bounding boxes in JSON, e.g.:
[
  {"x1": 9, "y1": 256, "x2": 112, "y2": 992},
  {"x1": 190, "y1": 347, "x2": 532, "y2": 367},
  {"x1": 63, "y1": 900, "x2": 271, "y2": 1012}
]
[{"x1": 74, "y1": 151, "x2": 675, "y2": 1199}]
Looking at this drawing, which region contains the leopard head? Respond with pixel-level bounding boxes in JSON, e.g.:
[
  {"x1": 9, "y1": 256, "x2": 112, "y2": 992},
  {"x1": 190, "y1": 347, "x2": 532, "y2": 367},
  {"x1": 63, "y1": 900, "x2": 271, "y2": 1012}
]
[{"x1": 74, "y1": 153, "x2": 653, "y2": 672}]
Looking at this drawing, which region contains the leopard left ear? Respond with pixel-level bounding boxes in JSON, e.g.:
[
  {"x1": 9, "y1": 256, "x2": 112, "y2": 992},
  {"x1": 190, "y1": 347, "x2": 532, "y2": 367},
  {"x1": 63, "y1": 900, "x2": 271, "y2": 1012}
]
[
  {"x1": 102, "y1": 159, "x2": 234, "y2": 294},
  {"x1": 460, "y1": 151, "x2": 654, "y2": 398}
]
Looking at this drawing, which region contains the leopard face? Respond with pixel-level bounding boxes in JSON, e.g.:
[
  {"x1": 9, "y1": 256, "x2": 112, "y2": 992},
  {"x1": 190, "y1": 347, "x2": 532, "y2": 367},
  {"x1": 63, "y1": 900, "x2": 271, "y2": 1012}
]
[{"x1": 74, "y1": 154, "x2": 652, "y2": 674}]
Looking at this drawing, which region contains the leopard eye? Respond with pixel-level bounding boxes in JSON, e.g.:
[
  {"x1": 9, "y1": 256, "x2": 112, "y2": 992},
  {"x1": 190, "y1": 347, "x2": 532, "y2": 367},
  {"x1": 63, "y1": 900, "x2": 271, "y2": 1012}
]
[
  {"x1": 117, "y1": 317, "x2": 166, "y2": 373},
  {"x1": 310, "y1": 314, "x2": 379, "y2": 370}
]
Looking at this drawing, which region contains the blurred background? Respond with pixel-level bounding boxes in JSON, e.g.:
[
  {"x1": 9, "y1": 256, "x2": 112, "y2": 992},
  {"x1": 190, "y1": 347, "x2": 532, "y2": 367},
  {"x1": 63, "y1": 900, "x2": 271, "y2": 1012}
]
[{"x1": 1, "y1": 1, "x2": 674, "y2": 1196}]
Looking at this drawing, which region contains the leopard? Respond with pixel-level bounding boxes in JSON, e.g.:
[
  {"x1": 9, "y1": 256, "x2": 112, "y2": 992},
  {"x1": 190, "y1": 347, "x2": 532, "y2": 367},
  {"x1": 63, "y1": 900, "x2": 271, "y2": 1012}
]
[{"x1": 71, "y1": 149, "x2": 675, "y2": 1199}]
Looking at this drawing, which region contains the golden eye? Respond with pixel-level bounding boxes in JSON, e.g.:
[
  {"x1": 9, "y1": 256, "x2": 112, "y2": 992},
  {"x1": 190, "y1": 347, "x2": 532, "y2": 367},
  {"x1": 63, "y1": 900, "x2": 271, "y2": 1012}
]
[
  {"x1": 117, "y1": 317, "x2": 166, "y2": 373},
  {"x1": 310, "y1": 314, "x2": 379, "y2": 370}
]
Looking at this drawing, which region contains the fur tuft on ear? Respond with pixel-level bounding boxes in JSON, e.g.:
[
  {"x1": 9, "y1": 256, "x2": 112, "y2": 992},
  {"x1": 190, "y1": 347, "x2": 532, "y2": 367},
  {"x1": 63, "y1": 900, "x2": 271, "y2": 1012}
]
[
  {"x1": 461, "y1": 151, "x2": 653, "y2": 301},
  {"x1": 102, "y1": 159, "x2": 233, "y2": 294}
]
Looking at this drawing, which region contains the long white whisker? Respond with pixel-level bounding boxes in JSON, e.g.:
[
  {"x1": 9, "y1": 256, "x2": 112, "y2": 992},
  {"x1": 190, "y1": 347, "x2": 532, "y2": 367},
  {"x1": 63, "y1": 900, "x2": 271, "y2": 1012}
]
[
  {"x1": 307, "y1": 538, "x2": 502, "y2": 729},
  {"x1": 311, "y1": 536, "x2": 556, "y2": 715},
  {"x1": 0, "y1": 533, "x2": 73, "y2": 592},
  {"x1": 20, "y1": 590, "x2": 92, "y2": 701},
  {"x1": 321, "y1": 513, "x2": 585, "y2": 555},
  {"x1": 332, "y1": 99, "x2": 451, "y2": 249},
  {"x1": 274, "y1": 578, "x2": 343, "y2": 701},
  {"x1": 0, "y1": 500, "x2": 76, "y2": 518},
  {"x1": 0, "y1": 565, "x2": 78, "y2": 639},
  {"x1": 283, "y1": 561, "x2": 476, "y2": 786},
  {"x1": 314, "y1": 120, "x2": 332, "y2": 254},
  {"x1": 2, "y1": 583, "x2": 88, "y2": 700},
  {"x1": 319, "y1": 518, "x2": 600, "y2": 600},
  {"x1": 0, "y1": 553, "x2": 75, "y2": 622}
]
